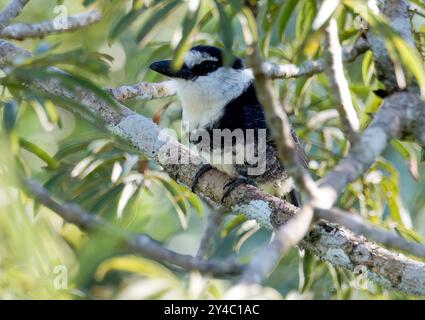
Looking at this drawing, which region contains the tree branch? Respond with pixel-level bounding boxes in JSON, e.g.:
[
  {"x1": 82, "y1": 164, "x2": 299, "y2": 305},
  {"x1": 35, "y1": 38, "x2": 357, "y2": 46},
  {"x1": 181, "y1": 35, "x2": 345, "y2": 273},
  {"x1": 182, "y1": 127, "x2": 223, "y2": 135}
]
[
  {"x1": 23, "y1": 178, "x2": 242, "y2": 275},
  {"x1": 318, "y1": 89, "x2": 422, "y2": 203},
  {"x1": 247, "y1": 45, "x2": 317, "y2": 198},
  {"x1": 239, "y1": 12, "x2": 336, "y2": 284},
  {"x1": 240, "y1": 204, "x2": 314, "y2": 284},
  {"x1": 366, "y1": 0, "x2": 416, "y2": 93},
  {"x1": 302, "y1": 221, "x2": 425, "y2": 297},
  {"x1": 324, "y1": 18, "x2": 360, "y2": 145},
  {"x1": 2, "y1": 39, "x2": 425, "y2": 296},
  {"x1": 315, "y1": 207, "x2": 425, "y2": 258},
  {"x1": 106, "y1": 80, "x2": 176, "y2": 102},
  {"x1": 0, "y1": 10, "x2": 101, "y2": 40},
  {"x1": 0, "y1": 0, "x2": 29, "y2": 30},
  {"x1": 103, "y1": 42, "x2": 368, "y2": 102},
  {"x1": 261, "y1": 39, "x2": 369, "y2": 79},
  {"x1": 196, "y1": 208, "x2": 224, "y2": 259}
]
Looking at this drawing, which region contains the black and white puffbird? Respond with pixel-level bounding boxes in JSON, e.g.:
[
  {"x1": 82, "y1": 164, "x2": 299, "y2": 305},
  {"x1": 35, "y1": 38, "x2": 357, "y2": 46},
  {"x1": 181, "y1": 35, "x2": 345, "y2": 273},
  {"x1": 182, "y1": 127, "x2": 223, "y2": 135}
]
[{"x1": 149, "y1": 45, "x2": 307, "y2": 206}]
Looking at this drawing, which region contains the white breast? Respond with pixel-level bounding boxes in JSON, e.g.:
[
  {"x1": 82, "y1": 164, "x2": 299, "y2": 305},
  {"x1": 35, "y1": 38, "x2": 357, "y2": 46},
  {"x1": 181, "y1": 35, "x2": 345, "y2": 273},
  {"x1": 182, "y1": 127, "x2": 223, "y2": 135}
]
[{"x1": 174, "y1": 68, "x2": 253, "y2": 132}]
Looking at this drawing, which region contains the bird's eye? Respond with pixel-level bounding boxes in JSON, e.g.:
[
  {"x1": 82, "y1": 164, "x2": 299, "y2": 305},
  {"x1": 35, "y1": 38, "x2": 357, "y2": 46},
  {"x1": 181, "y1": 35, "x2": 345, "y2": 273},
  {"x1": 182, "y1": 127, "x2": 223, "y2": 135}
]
[
  {"x1": 191, "y1": 60, "x2": 217, "y2": 75},
  {"x1": 203, "y1": 61, "x2": 215, "y2": 69}
]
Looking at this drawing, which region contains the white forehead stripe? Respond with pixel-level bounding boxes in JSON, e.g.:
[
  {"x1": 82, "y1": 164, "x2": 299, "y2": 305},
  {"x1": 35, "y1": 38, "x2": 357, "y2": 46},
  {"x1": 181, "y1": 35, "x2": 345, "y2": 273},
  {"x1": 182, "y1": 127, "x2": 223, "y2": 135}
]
[{"x1": 184, "y1": 50, "x2": 218, "y2": 68}]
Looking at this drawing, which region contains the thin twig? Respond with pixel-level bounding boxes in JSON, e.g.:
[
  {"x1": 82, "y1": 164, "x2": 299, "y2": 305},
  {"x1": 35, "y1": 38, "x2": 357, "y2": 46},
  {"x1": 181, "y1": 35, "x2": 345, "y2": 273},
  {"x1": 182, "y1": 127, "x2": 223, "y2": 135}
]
[
  {"x1": 315, "y1": 207, "x2": 425, "y2": 258},
  {"x1": 247, "y1": 44, "x2": 318, "y2": 199},
  {"x1": 104, "y1": 43, "x2": 368, "y2": 102},
  {"x1": 0, "y1": 0, "x2": 29, "y2": 30},
  {"x1": 0, "y1": 10, "x2": 101, "y2": 40},
  {"x1": 106, "y1": 80, "x2": 176, "y2": 102},
  {"x1": 240, "y1": 205, "x2": 314, "y2": 283},
  {"x1": 240, "y1": 11, "x2": 318, "y2": 283},
  {"x1": 23, "y1": 178, "x2": 243, "y2": 275},
  {"x1": 261, "y1": 39, "x2": 369, "y2": 79},
  {"x1": 196, "y1": 208, "x2": 225, "y2": 259},
  {"x1": 324, "y1": 18, "x2": 360, "y2": 145},
  {"x1": 2, "y1": 39, "x2": 425, "y2": 296}
]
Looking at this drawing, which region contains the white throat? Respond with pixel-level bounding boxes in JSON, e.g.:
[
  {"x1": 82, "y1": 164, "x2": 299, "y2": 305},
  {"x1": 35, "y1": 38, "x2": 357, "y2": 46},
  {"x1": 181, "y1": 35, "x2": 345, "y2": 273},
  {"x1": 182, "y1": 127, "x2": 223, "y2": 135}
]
[{"x1": 174, "y1": 68, "x2": 253, "y2": 132}]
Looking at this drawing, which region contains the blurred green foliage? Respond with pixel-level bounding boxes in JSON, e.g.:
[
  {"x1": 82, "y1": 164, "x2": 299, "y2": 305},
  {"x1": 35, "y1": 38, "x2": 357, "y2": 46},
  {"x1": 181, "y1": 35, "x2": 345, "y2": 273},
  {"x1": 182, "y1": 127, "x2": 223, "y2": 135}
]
[{"x1": 1, "y1": 0, "x2": 425, "y2": 300}]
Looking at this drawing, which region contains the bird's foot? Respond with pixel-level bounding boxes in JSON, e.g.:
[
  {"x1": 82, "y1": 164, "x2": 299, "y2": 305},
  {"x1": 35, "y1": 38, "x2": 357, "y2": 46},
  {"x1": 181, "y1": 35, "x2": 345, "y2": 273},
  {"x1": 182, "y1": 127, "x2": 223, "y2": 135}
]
[
  {"x1": 191, "y1": 164, "x2": 213, "y2": 193},
  {"x1": 221, "y1": 177, "x2": 256, "y2": 202}
]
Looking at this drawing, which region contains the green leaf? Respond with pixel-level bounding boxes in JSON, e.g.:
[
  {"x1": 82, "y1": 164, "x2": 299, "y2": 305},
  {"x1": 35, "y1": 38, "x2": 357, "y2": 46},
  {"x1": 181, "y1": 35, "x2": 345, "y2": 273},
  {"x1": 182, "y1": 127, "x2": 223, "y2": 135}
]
[
  {"x1": 392, "y1": 36, "x2": 425, "y2": 97},
  {"x1": 301, "y1": 250, "x2": 317, "y2": 293},
  {"x1": 214, "y1": 0, "x2": 234, "y2": 66},
  {"x1": 95, "y1": 255, "x2": 178, "y2": 281},
  {"x1": 359, "y1": 93, "x2": 382, "y2": 129},
  {"x1": 327, "y1": 263, "x2": 343, "y2": 299},
  {"x1": 132, "y1": 0, "x2": 145, "y2": 10},
  {"x1": 117, "y1": 178, "x2": 143, "y2": 219},
  {"x1": 394, "y1": 224, "x2": 425, "y2": 244},
  {"x1": 43, "y1": 99, "x2": 60, "y2": 125},
  {"x1": 48, "y1": 71, "x2": 121, "y2": 113},
  {"x1": 220, "y1": 215, "x2": 246, "y2": 239},
  {"x1": 89, "y1": 184, "x2": 124, "y2": 214},
  {"x1": 361, "y1": 50, "x2": 374, "y2": 86},
  {"x1": 109, "y1": 8, "x2": 144, "y2": 45},
  {"x1": 238, "y1": 6, "x2": 259, "y2": 45},
  {"x1": 391, "y1": 140, "x2": 410, "y2": 159},
  {"x1": 19, "y1": 138, "x2": 60, "y2": 170},
  {"x1": 391, "y1": 140, "x2": 420, "y2": 180},
  {"x1": 375, "y1": 159, "x2": 412, "y2": 227},
  {"x1": 15, "y1": 49, "x2": 112, "y2": 77},
  {"x1": 43, "y1": 170, "x2": 67, "y2": 193},
  {"x1": 3, "y1": 66, "x2": 121, "y2": 123},
  {"x1": 296, "y1": 0, "x2": 317, "y2": 39},
  {"x1": 260, "y1": 0, "x2": 281, "y2": 57},
  {"x1": 55, "y1": 133, "x2": 111, "y2": 159},
  {"x1": 149, "y1": 172, "x2": 190, "y2": 229},
  {"x1": 83, "y1": 0, "x2": 96, "y2": 6},
  {"x1": 171, "y1": 0, "x2": 202, "y2": 70},
  {"x1": 137, "y1": 0, "x2": 181, "y2": 46},
  {"x1": 2, "y1": 101, "x2": 18, "y2": 133},
  {"x1": 345, "y1": 0, "x2": 425, "y2": 97},
  {"x1": 187, "y1": 193, "x2": 203, "y2": 218},
  {"x1": 410, "y1": 0, "x2": 425, "y2": 12},
  {"x1": 312, "y1": 0, "x2": 340, "y2": 30},
  {"x1": 234, "y1": 220, "x2": 260, "y2": 253},
  {"x1": 278, "y1": 0, "x2": 299, "y2": 41}
]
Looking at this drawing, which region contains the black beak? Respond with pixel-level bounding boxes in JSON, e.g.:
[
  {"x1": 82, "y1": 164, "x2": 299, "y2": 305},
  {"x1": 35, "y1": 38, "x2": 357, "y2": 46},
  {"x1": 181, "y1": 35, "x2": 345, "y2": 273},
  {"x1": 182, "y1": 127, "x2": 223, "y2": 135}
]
[{"x1": 149, "y1": 60, "x2": 193, "y2": 80}]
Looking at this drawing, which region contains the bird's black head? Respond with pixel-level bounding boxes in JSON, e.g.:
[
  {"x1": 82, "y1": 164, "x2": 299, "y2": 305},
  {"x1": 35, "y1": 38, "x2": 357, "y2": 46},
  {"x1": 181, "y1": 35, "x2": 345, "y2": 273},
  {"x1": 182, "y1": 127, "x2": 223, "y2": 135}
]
[{"x1": 149, "y1": 45, "x2": 244, "y2": 80}]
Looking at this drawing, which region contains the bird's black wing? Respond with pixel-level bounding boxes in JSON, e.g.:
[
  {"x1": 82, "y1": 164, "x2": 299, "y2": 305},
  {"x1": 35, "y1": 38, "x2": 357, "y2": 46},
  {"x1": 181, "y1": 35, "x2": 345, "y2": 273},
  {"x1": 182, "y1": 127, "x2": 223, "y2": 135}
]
[{"x1": 217, "y1": 82, "x2": 309, "y2": 169}]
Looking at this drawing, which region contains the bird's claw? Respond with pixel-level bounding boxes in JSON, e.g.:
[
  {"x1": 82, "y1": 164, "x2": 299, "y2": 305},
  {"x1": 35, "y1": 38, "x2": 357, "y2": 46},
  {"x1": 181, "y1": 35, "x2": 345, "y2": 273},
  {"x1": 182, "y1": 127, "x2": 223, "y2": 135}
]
[
  {"x1": 191, "y1": 164, "x2": 213, "y2": 193},
  {"x1": 221, "y1": 177, "x2": 256, "y2": 202}
]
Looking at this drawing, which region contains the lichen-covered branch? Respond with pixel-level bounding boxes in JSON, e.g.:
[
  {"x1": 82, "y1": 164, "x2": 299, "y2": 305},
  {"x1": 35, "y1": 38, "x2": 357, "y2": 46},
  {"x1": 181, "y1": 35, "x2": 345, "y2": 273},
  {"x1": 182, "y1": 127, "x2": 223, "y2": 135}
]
[
  {"x1": 324, "y1": 18, "x2": 360, "y2": 145},
  {"x1": 261, "y1": 39, "x2": 369, "y2": 79},
  {"x1": 319, "y1": 0, "x2": 424, "y2": 204},
  {"x1": 247, "y1": 46, "x2": 317, "y2": 198},
  {"x1": 315, "y1": 207, "x2": 425, "y2": 259},
  {"x1": 2, "y1": 40, "x2": 425, "y2": 296},
  {"x1": 0, "y1": 0, "x2": 29, "y2": 30},
  {"x1": 302, "y1": 222, "x2": 425, "y2": 297},
  {"x1": 366, "y1": 0, "x2": 416, "y2": 93},
  {"x1": 319, "y1": 88, "x2": 422, "y2": 204},
  {"x1": 24, "y1": 179, "x2": 242, "y2": 275},
  {"x1": 106, "y1": 80, "x2": 176, "y2": 102},
  {"x1": 0, "y1": 10, "x2": 101, "y2": 40},
  {"x1": 103, "y1": 41, "x2": 368, "y2": 102},
  {"x1": 240, "y1": 204, "x2": 314, "y2": 284},
  {"x1": 241, "y1": 36, "x2": 317, "y2": 282}
]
